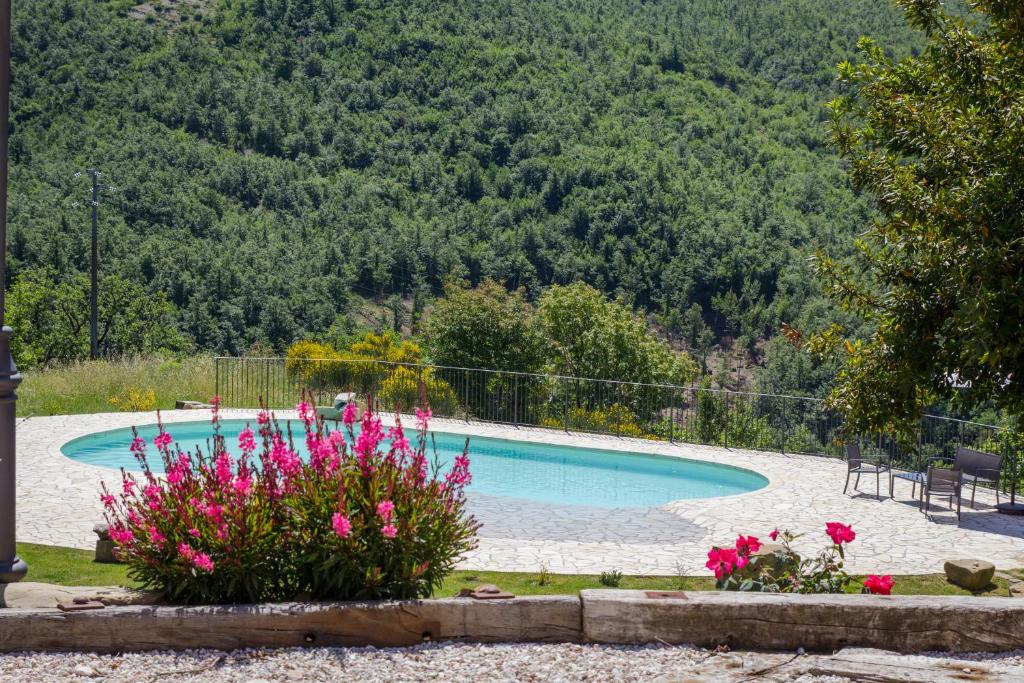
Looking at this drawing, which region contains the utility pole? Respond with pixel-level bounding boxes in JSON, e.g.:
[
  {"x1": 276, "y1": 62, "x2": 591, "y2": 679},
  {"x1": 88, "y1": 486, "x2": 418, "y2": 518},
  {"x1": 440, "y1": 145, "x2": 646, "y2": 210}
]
[
  {"x1": 73, "y1": 169, "x2": 111, "y2": 360},
  {"x1": 0, "y1": 0, "x2": 27, "y2": 584},
  {"x1": 89, "y1": 169, "x2": 99, "y2": 360}
]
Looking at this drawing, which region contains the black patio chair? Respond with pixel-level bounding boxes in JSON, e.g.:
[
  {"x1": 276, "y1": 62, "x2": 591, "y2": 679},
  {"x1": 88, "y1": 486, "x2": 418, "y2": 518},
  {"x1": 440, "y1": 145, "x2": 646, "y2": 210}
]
[
  {"x1": 953, "y1": 447, "x2": 1003, "y2": 509},
  {"x1": 920, "y1": 464, "x2": 962, "y2": 521},
  {"x1": 843, "y1": 441, "x2": 890, "y2": 500}
]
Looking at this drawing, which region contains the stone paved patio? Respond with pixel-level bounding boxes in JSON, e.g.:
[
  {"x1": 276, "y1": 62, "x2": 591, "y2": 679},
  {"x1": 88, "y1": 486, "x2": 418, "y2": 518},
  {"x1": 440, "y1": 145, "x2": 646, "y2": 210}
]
[{"x1": 15, "y1": 410, "x2": 1024, "y2": 575}]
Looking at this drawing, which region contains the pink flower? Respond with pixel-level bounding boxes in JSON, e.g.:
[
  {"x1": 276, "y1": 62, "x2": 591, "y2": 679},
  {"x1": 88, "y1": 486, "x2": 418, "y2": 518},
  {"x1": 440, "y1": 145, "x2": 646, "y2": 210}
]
[
  {"x1": 214, "y1": 452, "x2": 233, "y2": 487},
  {"x1": 332, "y1": 512, "x2": 352, "y2": 539},
  {"x1": 256, "y1": 410, "x2": 270, "y2": 426},
  {"x1": 376, "y1": 500, "x2": 395, "y2": 522},
  {"x1": 100, "y1": 493, "x2": 115, "y2": 508},
  {"x1": 381, "y1": 524, "x2": 398, "y2": 539},
  {"x1": 188, "y1": 528, "x2": 200, "y2": 538},
  {"x1": 233, "y1": 474, "x2": 252, "y2": 496},
  {"x1": 192, "y1": 552, "x2": 214, "y2": 572},
  {"x1": 177, "y1": 542, "x2": 195, "y2": 560},
  {"x1": 445, "y1": 453, "x2": 472, "y2": 488},
  {"x1": 296, "y1": 401, "x2": 315, "y2": 425},
  {"x1": 735, "y1": 535, "x2": 761, "y2": 556},
  {"x1": 130, "y1": 437, "x2": 147, "y2": 456},
  {"x1": 238, "y1": 426, "x2": 257, "y2": 453},
  {"x1": 210, "y1": 395, "x2": 221, "y2": 425},
  {"x1": 415, "y1": 406, "x2": 432, "y2": 430},
  {"x1": 863, "y1": 574, "x2": 895, "y2": 595},
  {"x1": 342, "y1": 401, "x2": 358, "y2": 425},
  {"x1": 825, "y1": 522, "x2": 856, "y2": 545},
  {"x1": 148, "y1": 526, "x2": 165, "y2": 547},
  {"x1": 122, "y1": 478, "x2": 136, "y2": 495},
  {"x1": 109, "y1": 524, "x2": 134, "y2": 545},
  {"x1": 153, "y1": 432, "x2": 173, "y2": 449},
  {"x1": 705, "y1": 547, "x2": 739, "y2": 580},
  {"x1": 143, "y1": 484, "x2": 163, "y2": 511},
  {"x1": 768, "y1": 529, "x2": 779, "y2": 541}
]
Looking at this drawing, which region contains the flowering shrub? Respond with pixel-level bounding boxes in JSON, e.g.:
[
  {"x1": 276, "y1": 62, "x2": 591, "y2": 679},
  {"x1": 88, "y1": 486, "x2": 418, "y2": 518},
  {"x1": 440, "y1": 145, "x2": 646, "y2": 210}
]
[
  {"x1": 706, "y1": 523, "x2": 895, "y2": 595},
  {"x1": 101, "y1": 399, "x2": 479, "y2": 604}
]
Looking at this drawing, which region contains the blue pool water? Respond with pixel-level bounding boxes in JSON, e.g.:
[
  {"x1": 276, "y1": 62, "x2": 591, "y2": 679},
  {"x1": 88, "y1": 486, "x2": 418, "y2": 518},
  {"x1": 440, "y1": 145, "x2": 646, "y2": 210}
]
[{"x1": 61, "y1": 419, "x2": 768, "y2": 508}]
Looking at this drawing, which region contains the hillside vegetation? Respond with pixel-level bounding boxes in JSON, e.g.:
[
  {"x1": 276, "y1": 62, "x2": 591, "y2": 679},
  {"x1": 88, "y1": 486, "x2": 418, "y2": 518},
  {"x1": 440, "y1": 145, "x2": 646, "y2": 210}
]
[{"x1": 9, "y1": 0, "x2": 919, "y2": 372}]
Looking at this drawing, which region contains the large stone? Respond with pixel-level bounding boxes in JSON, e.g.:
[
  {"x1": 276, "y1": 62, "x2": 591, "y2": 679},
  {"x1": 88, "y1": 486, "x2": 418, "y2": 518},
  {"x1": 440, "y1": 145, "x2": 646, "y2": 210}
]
[
  {"x1": 93, "y1": 523, "x2": 118, "y2": 564},
  {"x1": 0, "y1": 582, "x2": 162, "y2": 609},
  {"x1": 1009, "y1": 582, "x2": 1024, "y2": 599},
  {"x1": 581, "y1": 589, "x2": 1024, "y2": 653},
  {"x1": 944, "y1": 559, "x2": 996, "y2": 591}
]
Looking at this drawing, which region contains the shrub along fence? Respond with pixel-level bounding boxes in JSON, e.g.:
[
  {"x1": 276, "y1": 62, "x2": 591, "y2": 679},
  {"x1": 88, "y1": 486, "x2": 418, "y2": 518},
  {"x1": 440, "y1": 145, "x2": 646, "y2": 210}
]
[{"x1": 214, "y1": 356, "x2": 1020, "y2": 497}]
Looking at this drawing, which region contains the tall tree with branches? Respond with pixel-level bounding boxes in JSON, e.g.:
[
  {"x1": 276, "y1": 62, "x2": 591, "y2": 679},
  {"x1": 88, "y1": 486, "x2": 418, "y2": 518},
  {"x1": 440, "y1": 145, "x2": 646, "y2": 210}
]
[{"x1": 814, "y1": 1, "x2": 1024, "y2": 438}]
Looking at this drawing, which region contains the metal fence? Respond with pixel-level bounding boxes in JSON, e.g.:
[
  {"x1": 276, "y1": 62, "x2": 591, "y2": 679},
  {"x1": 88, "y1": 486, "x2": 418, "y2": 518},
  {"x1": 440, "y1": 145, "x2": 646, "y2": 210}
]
[{"x1": 214, "y1": 356, "x2": 1020, "y2": 495}]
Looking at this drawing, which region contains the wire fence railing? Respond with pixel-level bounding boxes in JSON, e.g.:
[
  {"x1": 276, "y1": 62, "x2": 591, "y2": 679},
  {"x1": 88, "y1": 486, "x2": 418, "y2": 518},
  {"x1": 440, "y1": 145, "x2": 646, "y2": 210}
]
[{"x1": 214, "y1": 356, "x2": 1021, "y2": 497}]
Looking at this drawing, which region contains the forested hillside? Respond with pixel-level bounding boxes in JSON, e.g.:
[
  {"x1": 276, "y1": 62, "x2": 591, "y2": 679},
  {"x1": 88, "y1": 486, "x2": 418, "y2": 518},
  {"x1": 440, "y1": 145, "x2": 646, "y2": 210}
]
[{"x1": 8, "y1": 0, "x2": 920, "y2": 372}]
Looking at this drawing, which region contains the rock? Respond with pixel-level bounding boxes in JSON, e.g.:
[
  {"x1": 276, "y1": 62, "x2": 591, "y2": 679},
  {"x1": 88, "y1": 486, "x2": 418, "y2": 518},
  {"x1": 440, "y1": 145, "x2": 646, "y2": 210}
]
[
  {"x1": 1010, "y1": 582, "x2": 1024, "y2": 598},
  {"x1": 72, "y1": 664, "x2": 99, "y2": 677},
  {"x1": 176, "y1": 400, "x2": 213, "y2": 410},
  {"x1": 0, "y1": 582, "x2": 162, "y2": 609},
  {"x1": 93, "y1": 523, "x2": 119, "y2": 564},
  {"x1": 943, "y1": 559, "x2": 996, "y2": 591}
]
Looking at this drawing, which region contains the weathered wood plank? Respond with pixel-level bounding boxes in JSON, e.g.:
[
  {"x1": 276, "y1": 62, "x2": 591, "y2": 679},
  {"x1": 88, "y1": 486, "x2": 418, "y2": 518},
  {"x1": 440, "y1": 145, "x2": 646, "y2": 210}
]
[
  {"x1": 0, "y1": 596, "x2": 582, "y2": 653},
  {"x1": 581, "y1": 590, "x2": 1024, "y2": 653}
]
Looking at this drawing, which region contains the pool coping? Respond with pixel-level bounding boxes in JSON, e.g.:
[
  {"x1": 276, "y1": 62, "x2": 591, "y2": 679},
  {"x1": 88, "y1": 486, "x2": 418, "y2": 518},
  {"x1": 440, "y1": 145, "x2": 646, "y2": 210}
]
[
  {"x1": 55, "y1": 411, "x2": 776, "y2": 508},
  {"x1": 15, "y1": 410, "x2": 1024, "y2": 576}
]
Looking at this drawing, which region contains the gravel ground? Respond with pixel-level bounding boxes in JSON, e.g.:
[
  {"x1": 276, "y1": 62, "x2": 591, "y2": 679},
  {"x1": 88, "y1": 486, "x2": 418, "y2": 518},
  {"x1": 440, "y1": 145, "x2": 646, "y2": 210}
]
[{"x1": 0, "y1": 643, "x2": 1022, "y2": 683}]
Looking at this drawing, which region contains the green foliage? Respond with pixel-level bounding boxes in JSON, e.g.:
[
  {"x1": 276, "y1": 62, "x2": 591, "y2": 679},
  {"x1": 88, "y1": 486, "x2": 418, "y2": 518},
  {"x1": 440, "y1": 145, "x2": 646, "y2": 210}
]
[
  {"x1": 816, "y1": 0, "x2": 1024, "y2": 436},
  {"x1": 543, "y1": 403, "x2": 654, "y2": 439},
  {"x1": 8, "y1": 0, "x2": 921, "y2": 358},
  {"x1": 425, "y1": 279, "x2": 545, "y2": 373},
  {"x1": 538, "y1": 283, "x2": 696, "y2": 385},
  {"x1": 17, "y1": 356, "x2": 215, "y2": 417},
  {"x1": 7, "y1": 268, "x2": 188, "y2": 368},
  {"x1": 599, "y1": 569, "x2": 623, "y2": 588},
  {"x1": 104, "y1": 407, "x2": 478, "y2": 604}
]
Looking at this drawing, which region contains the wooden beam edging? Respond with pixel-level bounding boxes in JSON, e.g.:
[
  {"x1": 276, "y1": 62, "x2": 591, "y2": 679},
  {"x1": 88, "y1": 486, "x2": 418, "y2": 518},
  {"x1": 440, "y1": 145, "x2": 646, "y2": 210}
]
[
  {"x1": 581, "y1": 590, "x2": 1024, "y2": 653},
  {"x1": 1, "y1": 591, "x2": 1022, "y2": 654},
  {"x1": 0, "y1": 596, "x2": 582, "y2": 653}
]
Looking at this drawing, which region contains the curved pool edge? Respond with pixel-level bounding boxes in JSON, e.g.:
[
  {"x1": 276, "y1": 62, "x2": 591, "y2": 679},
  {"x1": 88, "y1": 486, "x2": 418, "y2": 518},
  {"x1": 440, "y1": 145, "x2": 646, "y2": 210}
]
[{"x1": 54, "y1": 409, "x2": 776, "y2": 508}]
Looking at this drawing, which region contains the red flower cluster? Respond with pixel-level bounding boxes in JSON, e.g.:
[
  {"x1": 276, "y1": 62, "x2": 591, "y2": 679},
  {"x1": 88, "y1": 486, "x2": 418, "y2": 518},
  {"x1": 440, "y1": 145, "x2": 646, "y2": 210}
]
[
  {"x1": 863, "y1": 574, "x2": 895, "y2": 595},
  {"x1": 825, "y1": 522, "x2": 856, "y2": 545},
  {"x1": 705, "y1": 534, "x2": 763, "y2": 580}
]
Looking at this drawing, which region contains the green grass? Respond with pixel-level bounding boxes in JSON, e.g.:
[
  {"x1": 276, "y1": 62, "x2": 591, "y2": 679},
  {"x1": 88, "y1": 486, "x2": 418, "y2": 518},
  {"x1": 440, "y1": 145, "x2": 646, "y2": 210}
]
[
  {"x1": 18, "y1": 543, "x2": 137, "y2": 587},
  {"x1": 17, "y1": 543, "x2": 1020, "y2": 598},
  {"x1": 17, "y1": 356, "x2": 215, "y2": 417}
]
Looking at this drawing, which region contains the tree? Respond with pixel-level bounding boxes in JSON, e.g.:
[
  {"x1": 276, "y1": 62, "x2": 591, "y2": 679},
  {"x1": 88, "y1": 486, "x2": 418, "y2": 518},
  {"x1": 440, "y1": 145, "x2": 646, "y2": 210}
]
[
  {"x1": 537, "y1": 282, "x2": 696, "y2": 385},
  {"x1": 424, "y1": 279, "x2": 546, "y2": 373},
  {"x1": 815, "y1": 0, "x2": 1024, "y2": 437},
  {"x1": 7, "y1": 268, "x2": 189, "y2": 367}
]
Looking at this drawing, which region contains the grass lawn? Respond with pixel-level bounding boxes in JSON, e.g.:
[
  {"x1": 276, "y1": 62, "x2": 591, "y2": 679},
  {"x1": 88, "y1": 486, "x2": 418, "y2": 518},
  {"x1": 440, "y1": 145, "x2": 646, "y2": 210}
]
[
  {"x1": 17, "y1": 356, "x2": 215, "y2": 417},
  {"x1": 16, "y1": 543, "x2": 1021, "y2": 598}
]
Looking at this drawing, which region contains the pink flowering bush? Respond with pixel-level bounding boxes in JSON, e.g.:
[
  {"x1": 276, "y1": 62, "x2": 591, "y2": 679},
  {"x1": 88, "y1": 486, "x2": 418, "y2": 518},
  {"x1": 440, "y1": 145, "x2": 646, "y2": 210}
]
[
  {"x1": 706, "y1": 522, "x2": 895, "y2": 595},
  {"x1": 101, "y1": 399, "x2": 478, "y2": 604}
]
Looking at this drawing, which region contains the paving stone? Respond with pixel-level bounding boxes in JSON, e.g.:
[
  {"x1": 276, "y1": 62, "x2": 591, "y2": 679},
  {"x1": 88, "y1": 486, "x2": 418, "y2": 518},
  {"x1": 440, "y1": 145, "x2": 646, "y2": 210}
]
[{"x1": 12, "y1": 411, "x2": 1024, "y2": 576}]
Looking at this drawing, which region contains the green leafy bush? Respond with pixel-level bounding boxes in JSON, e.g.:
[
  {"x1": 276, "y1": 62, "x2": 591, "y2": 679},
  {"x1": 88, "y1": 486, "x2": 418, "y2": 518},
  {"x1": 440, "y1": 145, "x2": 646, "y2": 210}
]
[{"x1": 101, "y1": 401, "x2": 478, "y2": 604}]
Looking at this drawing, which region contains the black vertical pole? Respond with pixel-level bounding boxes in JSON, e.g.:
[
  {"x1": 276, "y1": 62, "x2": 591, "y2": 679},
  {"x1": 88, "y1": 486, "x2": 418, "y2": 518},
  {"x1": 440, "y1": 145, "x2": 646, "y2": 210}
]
[
  {"x1": 0, "y1": 0, "x2": 26, "y2": 583},
  {"x1": 89, "y1": 169, "x2": 98, "y2": 360}
]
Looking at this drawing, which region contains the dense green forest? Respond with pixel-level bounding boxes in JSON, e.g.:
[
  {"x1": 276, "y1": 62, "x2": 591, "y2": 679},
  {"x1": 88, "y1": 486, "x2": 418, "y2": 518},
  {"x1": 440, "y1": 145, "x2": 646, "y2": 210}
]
[{"x1": 7, "y1": 0, "x2": 921, "y2": 391}]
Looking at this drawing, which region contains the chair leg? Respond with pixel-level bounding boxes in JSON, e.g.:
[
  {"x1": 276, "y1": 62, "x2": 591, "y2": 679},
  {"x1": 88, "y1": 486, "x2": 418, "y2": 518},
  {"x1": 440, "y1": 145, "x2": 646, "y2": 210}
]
[
  {"x1": 876, "y1": 470, "x2": 880, "y2": 500},
  {"x1": 855, "y1": 472, "x2": 861, "y2": 491},
  {"x1": 956, "y1": 493, "x2": 961, "y2": 522},
  {"x1": 889, "y1": 473, "x2": 894, "y2": 498},
  {"x1": 843, "y1": 471, "x2": 851, "y2": 494},
  {"x1": 970, "y1": 482, "x2": 976, "y2": 509}
]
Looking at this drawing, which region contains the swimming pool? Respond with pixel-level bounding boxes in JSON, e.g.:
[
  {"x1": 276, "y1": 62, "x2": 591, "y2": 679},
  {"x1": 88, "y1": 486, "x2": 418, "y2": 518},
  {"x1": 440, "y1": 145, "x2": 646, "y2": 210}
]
[{"x1": 61, "y1": 419, "x2": 768, "y2": 508}]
